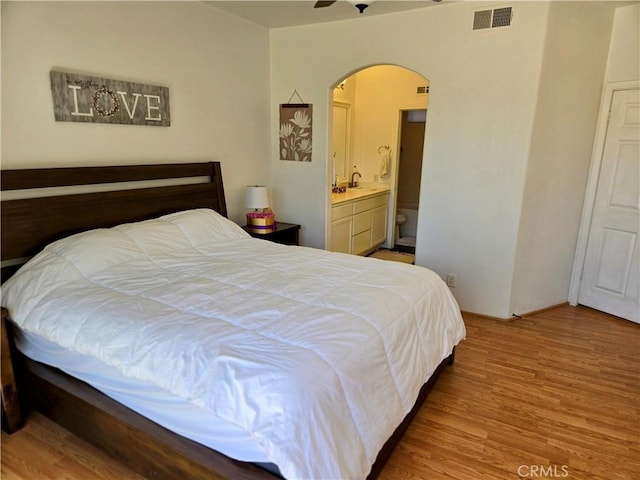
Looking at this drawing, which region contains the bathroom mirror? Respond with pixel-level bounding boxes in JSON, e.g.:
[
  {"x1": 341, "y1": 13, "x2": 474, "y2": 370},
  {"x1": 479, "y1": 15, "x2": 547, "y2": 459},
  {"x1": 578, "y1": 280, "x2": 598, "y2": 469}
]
[{"x1": 332, "y1": 102, "x2": 350, "y2": 183}]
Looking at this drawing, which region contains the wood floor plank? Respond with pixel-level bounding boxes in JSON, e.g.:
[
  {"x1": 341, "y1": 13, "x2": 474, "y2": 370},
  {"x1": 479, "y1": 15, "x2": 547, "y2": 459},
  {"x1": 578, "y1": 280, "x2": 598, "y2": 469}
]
[{"x1": 1, "y1": 305, "x2": 638, "y2": 479}]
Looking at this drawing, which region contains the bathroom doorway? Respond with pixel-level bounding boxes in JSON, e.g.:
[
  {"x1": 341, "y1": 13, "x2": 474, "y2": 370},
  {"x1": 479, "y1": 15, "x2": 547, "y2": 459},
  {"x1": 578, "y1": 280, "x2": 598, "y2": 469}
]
[
  {"x1": 395, "y1": 109, "x2": 426, "y2": 253},
  {"x1": 328, "y1": 65, "x2": 429, "y2": 254}
]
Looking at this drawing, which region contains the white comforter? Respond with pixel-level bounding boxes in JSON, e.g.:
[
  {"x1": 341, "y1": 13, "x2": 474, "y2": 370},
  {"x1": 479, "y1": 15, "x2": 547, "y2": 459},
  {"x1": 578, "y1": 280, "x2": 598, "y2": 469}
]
[{"x1": 1, "y1": 209, "x2": 465, "y2": 480}]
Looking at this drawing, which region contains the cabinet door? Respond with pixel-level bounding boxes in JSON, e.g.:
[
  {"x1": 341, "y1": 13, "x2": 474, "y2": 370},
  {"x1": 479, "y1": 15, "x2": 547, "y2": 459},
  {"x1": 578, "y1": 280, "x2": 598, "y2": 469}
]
[
  {"x1": 331, "y1": 216, "x2": 352, "y2": 254},
  {"x1": 352, "y1": 211, "x2": 372, "y2": 236},
  {"x1": 371, "y1": 205, "x2": 388, "y2": 247},
  {"x1": 352, "y1": 230, "x2": 372, "y2": 255}
]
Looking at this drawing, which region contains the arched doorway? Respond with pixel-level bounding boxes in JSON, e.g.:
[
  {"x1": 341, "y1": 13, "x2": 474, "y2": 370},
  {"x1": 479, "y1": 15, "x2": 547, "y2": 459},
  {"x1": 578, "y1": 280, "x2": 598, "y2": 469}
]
[{"x1": 328, "y1": 65, "x2": 429, "y2": 254}]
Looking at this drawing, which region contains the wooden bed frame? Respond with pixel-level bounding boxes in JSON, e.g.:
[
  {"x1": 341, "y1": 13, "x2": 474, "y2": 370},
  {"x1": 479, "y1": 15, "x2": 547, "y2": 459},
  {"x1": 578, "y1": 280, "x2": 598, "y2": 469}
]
[{"x1": 0, "y1": 161, "x2": 454, "y2": 479}]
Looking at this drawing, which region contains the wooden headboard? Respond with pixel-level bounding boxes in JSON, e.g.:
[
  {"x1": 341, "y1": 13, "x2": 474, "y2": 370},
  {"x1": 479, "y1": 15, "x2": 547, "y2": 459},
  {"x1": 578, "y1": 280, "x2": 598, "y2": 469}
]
[{"x1": 1, "y1": 161, "x2": 227, "y2": 280}]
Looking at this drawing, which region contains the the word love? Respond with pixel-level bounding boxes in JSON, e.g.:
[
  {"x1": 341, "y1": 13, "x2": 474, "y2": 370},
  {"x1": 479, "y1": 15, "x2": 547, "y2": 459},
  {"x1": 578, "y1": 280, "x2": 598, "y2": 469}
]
[{"x1": 51, "y1": 71, "x2": 171, "y2": 127}]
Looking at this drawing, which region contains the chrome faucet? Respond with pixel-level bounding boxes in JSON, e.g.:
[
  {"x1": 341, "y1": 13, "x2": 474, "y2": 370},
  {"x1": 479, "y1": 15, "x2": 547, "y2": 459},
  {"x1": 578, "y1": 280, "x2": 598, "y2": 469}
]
[{"x1": 350, "y1": 170, "x2": 361, "y2": 188}]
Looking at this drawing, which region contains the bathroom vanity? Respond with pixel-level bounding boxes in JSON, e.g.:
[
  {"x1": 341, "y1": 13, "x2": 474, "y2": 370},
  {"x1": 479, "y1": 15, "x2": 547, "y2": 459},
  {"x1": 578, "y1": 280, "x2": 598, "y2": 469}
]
[{"x1": 330, "y1": 188, "x2": 389, "y2": 255}]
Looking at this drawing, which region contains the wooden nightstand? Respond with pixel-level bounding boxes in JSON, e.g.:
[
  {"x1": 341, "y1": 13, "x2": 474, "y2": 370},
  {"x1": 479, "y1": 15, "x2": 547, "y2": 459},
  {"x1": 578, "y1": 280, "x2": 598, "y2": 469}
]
[{"x1": 243, "y1": 222, "x2": 300, "y2": 246}]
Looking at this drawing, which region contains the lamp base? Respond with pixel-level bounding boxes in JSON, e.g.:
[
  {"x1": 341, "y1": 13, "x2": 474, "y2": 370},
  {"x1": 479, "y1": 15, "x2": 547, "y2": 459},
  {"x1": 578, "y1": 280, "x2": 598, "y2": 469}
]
[{"x1": 246, "y1": 211, "x2": 275, "y2": 234}]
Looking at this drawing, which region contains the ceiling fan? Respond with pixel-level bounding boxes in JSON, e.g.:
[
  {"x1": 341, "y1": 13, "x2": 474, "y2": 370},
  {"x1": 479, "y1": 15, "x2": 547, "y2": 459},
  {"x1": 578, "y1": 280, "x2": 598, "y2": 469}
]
[{"x1": 314, "y1": 0, "x2": 441, "y2": 15}]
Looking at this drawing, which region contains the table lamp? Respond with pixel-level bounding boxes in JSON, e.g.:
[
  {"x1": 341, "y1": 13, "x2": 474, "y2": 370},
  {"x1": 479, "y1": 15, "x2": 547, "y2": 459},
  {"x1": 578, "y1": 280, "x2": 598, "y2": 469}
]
[{"x1": 245, "y1": 185, "x2": 275, "y2": 234}]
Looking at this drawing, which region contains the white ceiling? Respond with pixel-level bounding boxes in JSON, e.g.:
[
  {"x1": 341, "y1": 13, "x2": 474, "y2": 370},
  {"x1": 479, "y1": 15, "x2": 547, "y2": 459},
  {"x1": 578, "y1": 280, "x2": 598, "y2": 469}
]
[
  {"x1": 205, "y1": 1, "x2": 638, "y2": 29},
  {"x1": 203, "y1": 1, "x2": 442, "y2": 28}
]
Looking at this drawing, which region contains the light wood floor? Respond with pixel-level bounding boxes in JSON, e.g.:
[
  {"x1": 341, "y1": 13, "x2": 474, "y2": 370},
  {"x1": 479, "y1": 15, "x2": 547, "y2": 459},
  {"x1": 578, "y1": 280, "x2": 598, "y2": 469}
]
[{"x1": 2, "y1": 305, "x2": 638, "y2": 479}]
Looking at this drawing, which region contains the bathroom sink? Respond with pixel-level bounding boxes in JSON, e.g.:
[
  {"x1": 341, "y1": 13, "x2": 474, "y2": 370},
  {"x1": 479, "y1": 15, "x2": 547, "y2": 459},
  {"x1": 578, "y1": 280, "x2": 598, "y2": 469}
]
[{"x1": 348, "y1": 186, "x2": 376, "y2": 191}]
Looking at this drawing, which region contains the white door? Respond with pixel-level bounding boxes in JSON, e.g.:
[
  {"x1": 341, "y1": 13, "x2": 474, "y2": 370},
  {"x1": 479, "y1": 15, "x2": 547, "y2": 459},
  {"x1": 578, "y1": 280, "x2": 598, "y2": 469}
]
[{"x1": 578, "y1": 88, "x2": 639, "y2": 323}]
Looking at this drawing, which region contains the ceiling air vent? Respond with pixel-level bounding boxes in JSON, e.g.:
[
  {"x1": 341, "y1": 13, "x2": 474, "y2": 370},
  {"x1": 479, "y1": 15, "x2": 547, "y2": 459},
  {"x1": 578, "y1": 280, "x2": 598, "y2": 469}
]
[
  {"x1": 416, "y1": 85, "x2": 429, "y2": 95},
  {"x1": 473, "y1": 6, "x2": 513, "y2": 31}
]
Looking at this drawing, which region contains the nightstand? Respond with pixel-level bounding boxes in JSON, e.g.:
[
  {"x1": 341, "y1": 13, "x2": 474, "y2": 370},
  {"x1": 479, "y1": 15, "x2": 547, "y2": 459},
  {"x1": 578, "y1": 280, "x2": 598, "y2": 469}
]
[{"x1": 243, "y1": 222, "x2": 300, "y2": 246}]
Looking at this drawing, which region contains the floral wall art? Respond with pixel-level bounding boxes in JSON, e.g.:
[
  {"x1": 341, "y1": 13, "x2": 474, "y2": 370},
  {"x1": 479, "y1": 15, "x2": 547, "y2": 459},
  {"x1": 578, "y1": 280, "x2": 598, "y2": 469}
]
[{"x1": 279, "y1": 103, "x2": 313, "y2": 162}]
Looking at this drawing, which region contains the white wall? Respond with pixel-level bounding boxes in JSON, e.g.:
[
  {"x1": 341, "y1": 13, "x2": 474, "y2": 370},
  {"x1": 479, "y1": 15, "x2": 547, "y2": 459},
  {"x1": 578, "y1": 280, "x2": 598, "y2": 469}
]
[
  {"x1": 605, "y1": 3, "x2": 640, "y2": 84},
  {"x1": 1, "y1": 1, "x2": 271, "y2": 224},
  {"x1": 270, "y1": 1, "x2": 550, "y2": 317},
  {"x1": 568, "y1": 3, "x2": 640, "y2": 307},
  {"x1": 350, "y1": 66, "x2": 427, "y2": 185},
  {"x1": 510, "y1": 2, "x2": 614, "y2": 315}
]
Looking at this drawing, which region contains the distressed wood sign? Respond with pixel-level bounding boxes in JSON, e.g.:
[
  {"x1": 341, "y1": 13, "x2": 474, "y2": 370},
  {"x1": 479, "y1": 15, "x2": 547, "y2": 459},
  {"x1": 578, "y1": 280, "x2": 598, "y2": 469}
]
[{"x1": 50, "y1": 71, "x2": 170, "y2": 126}]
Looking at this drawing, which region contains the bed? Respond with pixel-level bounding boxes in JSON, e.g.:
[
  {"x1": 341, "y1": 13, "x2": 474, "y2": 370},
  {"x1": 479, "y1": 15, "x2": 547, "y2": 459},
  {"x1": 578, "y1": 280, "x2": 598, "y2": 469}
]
[{"x1": 0, "y1": 161, "x2": 465, "y2": 479}]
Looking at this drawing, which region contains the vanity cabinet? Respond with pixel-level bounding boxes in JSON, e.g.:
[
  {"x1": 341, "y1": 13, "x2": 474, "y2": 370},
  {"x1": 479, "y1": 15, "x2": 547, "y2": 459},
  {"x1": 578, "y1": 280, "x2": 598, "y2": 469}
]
[
  {"x1": 331, "y1": 204, "x2": 353, "y2": 254},
  {"x1": 371, "y1": 196, "x2": 389, "y2": 247},
  {"x1": 330, "y1": 192, "x2": 388, "y2": 255}
]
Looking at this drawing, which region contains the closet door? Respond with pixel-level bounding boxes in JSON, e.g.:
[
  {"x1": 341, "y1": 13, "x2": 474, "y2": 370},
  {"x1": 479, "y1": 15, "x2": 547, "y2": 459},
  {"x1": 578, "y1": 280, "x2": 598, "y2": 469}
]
[{"x1": 578, "y1": 88, "x2": 639, "y2": 323}]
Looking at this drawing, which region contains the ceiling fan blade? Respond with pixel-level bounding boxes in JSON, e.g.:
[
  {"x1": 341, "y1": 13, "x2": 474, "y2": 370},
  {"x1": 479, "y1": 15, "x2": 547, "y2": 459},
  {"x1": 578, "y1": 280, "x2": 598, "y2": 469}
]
[{"x1": 314, "y1": 1, "x2": 337, "y2": 8}]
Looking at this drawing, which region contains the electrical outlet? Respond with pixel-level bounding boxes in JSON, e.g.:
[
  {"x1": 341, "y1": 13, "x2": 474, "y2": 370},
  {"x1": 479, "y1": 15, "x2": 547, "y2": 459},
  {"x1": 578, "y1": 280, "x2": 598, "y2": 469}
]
[{"x1": 446, "y1": 274, "x2": 456, "y2": 288}]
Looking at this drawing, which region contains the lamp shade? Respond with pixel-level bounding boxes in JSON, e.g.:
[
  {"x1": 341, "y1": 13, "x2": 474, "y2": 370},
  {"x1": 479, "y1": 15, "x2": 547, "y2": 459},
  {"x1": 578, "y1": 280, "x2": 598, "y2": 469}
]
[{"x1": 245, "y1": 185, "x2": 269, "y2": 210}]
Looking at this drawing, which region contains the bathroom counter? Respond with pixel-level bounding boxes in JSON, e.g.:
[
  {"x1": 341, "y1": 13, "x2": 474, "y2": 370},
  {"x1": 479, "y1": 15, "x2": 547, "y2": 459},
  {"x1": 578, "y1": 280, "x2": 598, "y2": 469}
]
[
  {"x1": 331, "y1": 185, "x2": 390, "y2": 205},
  {"x1": 330, "y1": 187, "x2": 389, "y2": 255}
]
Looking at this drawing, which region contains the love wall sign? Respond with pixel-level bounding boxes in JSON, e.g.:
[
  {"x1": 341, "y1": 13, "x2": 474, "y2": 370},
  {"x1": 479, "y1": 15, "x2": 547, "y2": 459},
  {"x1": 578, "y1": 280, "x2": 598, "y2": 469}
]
[{"x1": 50, "y1": 71, "x2": 170, "y2": 126}]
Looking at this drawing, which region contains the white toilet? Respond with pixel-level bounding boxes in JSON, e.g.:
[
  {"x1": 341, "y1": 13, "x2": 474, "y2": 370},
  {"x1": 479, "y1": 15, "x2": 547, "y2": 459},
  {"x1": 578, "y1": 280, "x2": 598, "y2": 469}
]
[{"x1": 395, "y1": 212, "x2": 407, "y2": 243}]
